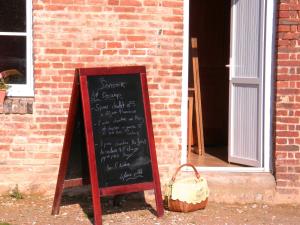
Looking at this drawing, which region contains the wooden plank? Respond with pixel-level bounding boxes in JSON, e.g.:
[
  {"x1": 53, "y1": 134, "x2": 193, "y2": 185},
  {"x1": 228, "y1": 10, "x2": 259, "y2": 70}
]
[
  {"x1": 191, "y1": 37, "x2": 205, "y2": 156},
  {"x1": 100, "y1": 182, "x2": 154, "y2": 196},
  {"x1": 187, "y1": 96, "x2": 194, "y2": 159},
  {"x1": 63, "y1": 178, "x2": 90, "y2": 189}
]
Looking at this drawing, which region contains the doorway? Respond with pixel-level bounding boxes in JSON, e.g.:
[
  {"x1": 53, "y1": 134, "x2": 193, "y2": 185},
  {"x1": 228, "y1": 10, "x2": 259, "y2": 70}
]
[
  {"x1": 187, "y1": 0, "x2": 266, "y2": 167},
  {"x1": 188, "y1": 0, "x2": 232, "y2": 166}
]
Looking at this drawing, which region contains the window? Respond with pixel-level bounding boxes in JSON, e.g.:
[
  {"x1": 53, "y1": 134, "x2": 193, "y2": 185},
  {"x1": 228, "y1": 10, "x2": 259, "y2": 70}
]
[{"x1": 0, "y1": 0, "x2": 33, "y2": 96}]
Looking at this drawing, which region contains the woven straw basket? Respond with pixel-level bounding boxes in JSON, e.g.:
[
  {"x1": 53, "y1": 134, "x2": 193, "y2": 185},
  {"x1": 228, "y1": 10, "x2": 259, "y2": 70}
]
[{"x1": 164, "y1": 163, "x2": 209, "y2": 212}]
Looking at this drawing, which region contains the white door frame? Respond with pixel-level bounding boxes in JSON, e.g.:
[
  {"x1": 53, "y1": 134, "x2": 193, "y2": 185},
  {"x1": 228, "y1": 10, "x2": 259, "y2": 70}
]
[{"x1": 180, "y1": 0, "x2": 277, "y2": 172}]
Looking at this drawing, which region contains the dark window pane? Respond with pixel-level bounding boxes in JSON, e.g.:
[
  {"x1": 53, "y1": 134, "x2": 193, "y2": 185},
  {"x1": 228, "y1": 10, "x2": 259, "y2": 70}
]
[
  {"x1": 0, "y1": 0, "x2": 26, "y2": 32},
  {"x1": 0, "y1": 36, "x2": 26, "y2": 84}
]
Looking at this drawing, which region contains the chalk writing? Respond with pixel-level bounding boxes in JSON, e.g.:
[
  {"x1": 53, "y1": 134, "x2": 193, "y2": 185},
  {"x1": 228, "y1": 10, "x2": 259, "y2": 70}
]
[
  {"x1": 120, "y1": 169, "x2": 144, "y2": 182},
  {"x1": 87, "y1": 74, "x2": 153, "y2": 187}
]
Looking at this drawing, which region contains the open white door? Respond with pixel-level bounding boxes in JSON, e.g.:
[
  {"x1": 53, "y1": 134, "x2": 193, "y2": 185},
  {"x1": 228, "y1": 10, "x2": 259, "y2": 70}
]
[{"x1": 228, "y1": 0, "x2": 266, "y2": 167}]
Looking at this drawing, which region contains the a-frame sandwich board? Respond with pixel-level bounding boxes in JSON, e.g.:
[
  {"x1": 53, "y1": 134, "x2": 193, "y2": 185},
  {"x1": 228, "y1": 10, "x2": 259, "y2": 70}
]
[{"x1": 52, "y1": 66, "x2": 164, "y2": 225}]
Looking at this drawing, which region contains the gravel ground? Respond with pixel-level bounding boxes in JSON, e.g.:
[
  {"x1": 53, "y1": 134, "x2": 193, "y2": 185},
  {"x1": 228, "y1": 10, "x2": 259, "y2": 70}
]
[{"x1": 1, "y1": 193, "x2": 300, "y2": 225}]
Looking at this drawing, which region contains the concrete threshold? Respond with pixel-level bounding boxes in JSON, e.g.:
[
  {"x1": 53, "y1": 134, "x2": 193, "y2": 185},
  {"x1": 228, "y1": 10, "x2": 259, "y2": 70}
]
[{"x1": 201, "y1": 172, "x2": 276, "y2": 204}]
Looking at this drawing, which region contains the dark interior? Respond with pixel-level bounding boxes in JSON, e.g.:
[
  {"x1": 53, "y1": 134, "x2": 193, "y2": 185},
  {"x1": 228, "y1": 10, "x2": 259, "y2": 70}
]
[{"x1": 189, "y1": 0, "x2": 231, "y2": 161}]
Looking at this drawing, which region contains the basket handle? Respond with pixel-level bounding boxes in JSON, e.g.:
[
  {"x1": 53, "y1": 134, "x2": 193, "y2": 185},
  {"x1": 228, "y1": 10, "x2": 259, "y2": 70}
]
[{"x1": 171, "y1": 163, "x2": 200, "y2": 182}]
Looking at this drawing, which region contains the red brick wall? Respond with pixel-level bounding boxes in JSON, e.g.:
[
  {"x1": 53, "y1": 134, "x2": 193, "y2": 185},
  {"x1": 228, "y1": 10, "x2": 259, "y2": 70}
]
[
  {"x1": 275, "y1": 0, "x2": 300, "y2": 197},
  {"x1": 0, "y1": 0, "x2": 183, "y2": 193}
]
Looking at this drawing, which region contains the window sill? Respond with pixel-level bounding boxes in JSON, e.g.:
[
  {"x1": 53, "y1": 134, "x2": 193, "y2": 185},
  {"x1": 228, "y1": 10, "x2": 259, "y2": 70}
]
[{"x1": 0, "y1": 97, "x2": 33, "y2": 114}]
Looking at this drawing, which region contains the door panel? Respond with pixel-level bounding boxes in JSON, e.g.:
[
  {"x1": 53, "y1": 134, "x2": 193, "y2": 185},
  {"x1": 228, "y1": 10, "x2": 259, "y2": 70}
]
[
  {"x1": 228, "y1": 0, "x2": 265, "y2": 167},
  {"x1": 233, "y1": 0, "x2": 262, "y2": 78},
  {"x1": 231, "y1": 84, "x2": 260, "y2": 166}
]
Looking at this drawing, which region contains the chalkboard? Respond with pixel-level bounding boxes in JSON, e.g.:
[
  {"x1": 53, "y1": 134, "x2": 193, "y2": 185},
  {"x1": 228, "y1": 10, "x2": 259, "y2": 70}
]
[{"x1": 87, "y1": 74, "x2": 153, "y2": 187}]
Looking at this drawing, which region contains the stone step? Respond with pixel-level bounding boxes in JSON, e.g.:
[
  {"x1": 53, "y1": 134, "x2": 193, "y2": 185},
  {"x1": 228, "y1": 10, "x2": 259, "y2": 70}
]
[{"x1": 201, "y1": 172, "x2": 276, "y2": 204}]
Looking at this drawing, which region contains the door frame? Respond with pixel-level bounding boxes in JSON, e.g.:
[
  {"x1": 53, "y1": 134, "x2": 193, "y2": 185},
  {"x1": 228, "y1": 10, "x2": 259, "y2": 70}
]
[{"x1": 180, "y1": 0, "x2": 277, "y2": 172}]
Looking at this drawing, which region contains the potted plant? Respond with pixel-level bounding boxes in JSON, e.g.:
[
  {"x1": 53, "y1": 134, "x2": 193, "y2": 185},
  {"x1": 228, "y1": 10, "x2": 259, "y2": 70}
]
[{"x1": 0, "y1": 69, "x2": 22, "y2": 104}]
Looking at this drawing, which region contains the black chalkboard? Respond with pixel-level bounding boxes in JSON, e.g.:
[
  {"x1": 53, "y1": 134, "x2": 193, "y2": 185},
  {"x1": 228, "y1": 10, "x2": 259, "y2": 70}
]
[
  {"x1": 87, "y1": 74, "x2": 153, "y2": 187},
  {"x1": 65, "y1": 98, "x2": 89, "y2": 180}
]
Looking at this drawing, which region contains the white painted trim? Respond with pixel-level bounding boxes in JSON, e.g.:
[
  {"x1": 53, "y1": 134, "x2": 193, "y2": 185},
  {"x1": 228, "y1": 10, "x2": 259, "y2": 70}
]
[
  {"x1": 180, "y1": 0, "x2": 189, "y2": 164},
  {"x1": 181, "y1": 0, "x2": 276, "y2": 172},
  {"x1": 4, "y1": 0, "x2": 34, "y2": 97},
  {"x1": 228, "y1": 1, "x2": 236, "y2": 168},
  {"x1": 0, "y1": 32, "x2": 26, "y2": 36},
  {"x1": 263, "y1": 0, "x2": 277, "y2": 172}
]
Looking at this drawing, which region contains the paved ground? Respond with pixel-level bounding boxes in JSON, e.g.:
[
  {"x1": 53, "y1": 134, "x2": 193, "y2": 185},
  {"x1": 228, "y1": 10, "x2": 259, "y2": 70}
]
[{"x1": 1, "y1": 193, "x2": 300, "y2": 225}]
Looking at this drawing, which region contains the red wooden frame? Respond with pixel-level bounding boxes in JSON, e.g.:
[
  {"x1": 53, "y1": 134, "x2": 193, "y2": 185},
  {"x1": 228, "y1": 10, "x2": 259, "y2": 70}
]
[
  {"x1": 52, "y1": 66, "x2": 164, "y2": 225},
  {"x1": 52, "y1": 73, "x2": 81, "y2": 215}
]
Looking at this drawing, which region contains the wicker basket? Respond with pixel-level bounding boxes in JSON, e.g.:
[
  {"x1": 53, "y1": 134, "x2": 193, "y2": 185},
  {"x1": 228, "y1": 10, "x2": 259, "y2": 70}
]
[{"x1": 165, "y1": 163, "x2": 209, "y2": 213}]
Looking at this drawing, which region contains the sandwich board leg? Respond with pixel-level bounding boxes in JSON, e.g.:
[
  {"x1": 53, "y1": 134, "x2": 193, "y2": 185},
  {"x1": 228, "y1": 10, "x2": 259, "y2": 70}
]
[
  {"x1": 52, "y1": 75, "x2": 80, "y2": 215},
  {"x1": 154, "y1": 185, "x2": 164, "y2": 217},
  {"x1": 79, "y1": 75, "x2": 103, "y2": 225},
  {"x1": 152, "y1": 163, "x2": 164, "y2": 217},
  {"x1": 140, "y1": 72, "x2": 164, "y2": 218},
  {"x1": 51, "y1": 147, "x2": 69, "y2": 215},
  {"x1": 90, "y1": 186, "x2": 102, "y2": 225}
]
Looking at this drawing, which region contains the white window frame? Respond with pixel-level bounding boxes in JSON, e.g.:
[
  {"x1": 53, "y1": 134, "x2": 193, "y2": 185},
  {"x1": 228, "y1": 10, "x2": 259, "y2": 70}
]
[
  {"x1": 180, "y1": 0, "x2": 277, "y2": 172},
  {"x1": 0, "y1": 0, "x2": 34, "y2": 97}
]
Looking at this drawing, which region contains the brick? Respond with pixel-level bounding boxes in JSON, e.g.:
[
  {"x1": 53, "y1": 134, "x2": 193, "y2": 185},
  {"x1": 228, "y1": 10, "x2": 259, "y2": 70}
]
[
  {"x1": 295, "y1": 167, "x2": 300, "y2": 173},
  {"x1": 108, "y1": 0, "x2": 119, "y2": 5},
  {"x1": 102, "y1": 50, "x2": 118, "y2": 55},
  {"x1": 107, "y1": 42, "x2": 122, "y2": 48},
  {"x1": 278, "y1": 25, "x2": 290, "y2": 32},
  {"x1": 114, "y1": 6, "x2": 135, "y2": 12},
  {"x1": 130, "y1": 49, "x2": 146, "y2": 55},
  {"x1": 276, "y1": 166, "x2": 288, "y2": 173},
  {"x1": 162, "y1": 1, "x2": 183, "y2": 8},
  {"x1": 276, "y1": 152, "x2": 288, "y2": 159},
  {"x1": 162, "y1": 16, "x2": 182, "y2": 22},
  {"x1": 144, "y1": 0, "x2": 157, "y2": 6},
  {"x1": 33, "y1": 153, "x2": 60, "y2": 159},
  {"x1": 276, "y1": 145, "x2": 299, "y2": 151},
  {"x1": 276, "y1": 117, "x2": 299, "y2": 123},
  {"x1": 120, "y1": 0, "x2": 142, "y2": 6},
  {"x1": 9, "y1": 152, "x2": 26, "y2": 158},
  {"x1": 276, "y1": 138, "x2": 288, "y2": 144},
  {"x1": 276, "y1": 188, "x2": 299, "y2": 195},
  {"x1": 45, "y1": 49, "x2": 67, "y2": 54},
  {"x1": 127, "y1": 36, "x2": 146, "y2": 41},
  {"x1": 276, "y1": 180, "x2": 288, "y2": 187}
]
